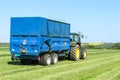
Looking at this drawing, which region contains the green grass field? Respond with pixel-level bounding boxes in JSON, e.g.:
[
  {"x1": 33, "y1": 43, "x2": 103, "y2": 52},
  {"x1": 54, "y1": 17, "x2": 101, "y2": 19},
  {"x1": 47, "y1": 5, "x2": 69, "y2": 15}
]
[{"x1": 0, "y1": 48, "x2": 120, "y2": 80}]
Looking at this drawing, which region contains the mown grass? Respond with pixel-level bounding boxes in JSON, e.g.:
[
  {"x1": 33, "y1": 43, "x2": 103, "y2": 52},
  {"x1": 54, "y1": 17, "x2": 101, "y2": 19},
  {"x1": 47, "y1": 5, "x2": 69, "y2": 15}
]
[{"x1": 0, "y1": 48, "x2": 120, "y2": 80}]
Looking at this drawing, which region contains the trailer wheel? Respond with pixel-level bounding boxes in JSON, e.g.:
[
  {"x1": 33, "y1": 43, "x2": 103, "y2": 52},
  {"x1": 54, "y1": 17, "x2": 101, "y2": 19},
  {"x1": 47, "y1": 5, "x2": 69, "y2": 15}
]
[
  {"x1": 51, "y1": 53, "x2": 58, "y2": 64},
  {"x1": 70, "y1": 45, "x2": 80, "y2": 61},
  {"x1": 80, "y1": 48, "x2": 87, "y2": 59},
  {"x1": 41, "y1": 54, "x2": 51, "y2": 66}
]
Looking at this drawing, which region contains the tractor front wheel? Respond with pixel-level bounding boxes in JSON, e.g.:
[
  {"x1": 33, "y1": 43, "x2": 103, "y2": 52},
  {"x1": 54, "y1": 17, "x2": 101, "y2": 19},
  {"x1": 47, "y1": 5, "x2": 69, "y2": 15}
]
[{"x1": 80, "y1": 48, "x2": 87, "y2": 59}]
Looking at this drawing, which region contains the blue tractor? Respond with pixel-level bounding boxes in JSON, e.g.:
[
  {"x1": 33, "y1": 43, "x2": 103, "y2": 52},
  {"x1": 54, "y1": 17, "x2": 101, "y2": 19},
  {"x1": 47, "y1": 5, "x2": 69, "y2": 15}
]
[{"x1": 10, "y1": 17, "x2": 87, "y2": 65}]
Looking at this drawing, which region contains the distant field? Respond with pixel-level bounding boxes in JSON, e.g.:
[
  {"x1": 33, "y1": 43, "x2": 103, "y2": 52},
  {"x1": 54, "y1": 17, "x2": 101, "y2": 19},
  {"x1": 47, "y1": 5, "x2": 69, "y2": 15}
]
[
  {"x1": 82, "y1": 42, "x2": 117, "y2": 49},
  {"x1": 0, "y1": 43, "x2": 9, "y2": 48},
  {"x1": 0, "y1": 48, "x2": 120, "y2": 80}
]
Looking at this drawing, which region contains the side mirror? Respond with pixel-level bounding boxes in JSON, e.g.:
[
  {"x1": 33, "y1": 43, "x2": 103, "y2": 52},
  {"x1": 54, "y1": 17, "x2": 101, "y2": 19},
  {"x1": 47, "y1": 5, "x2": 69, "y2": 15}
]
[
  {"x1": 81, "y1": 35, "x2": 84, "y2": 38},
  {"x1": 79, "y1": 32, "x2": 84, "y2": 38}
]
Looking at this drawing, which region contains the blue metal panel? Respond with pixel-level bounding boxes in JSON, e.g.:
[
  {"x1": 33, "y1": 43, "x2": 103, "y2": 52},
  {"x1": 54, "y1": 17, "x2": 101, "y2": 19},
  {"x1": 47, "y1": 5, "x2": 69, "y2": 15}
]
[
  {"x1": 11, "y1": 17, "x2": 47, "y2": 35},
  {"x1": 61, "y1": 38, "x2": 70, "y2": 50},
  {"x1": 48, "y1": 37, "x2": 70, "y2": 51},
  {"x1": 10, "y1": 35, "x2": 20, "y2": 53},
  {"x1": 47, "y1": 20, "x2": 55, "y2": 36},
  {"x1": 39, "y1": 37, "x2": 49, "y2": 52},
  {"x1": 47, "y1": 20, "x2": 70, "y2": 37}
]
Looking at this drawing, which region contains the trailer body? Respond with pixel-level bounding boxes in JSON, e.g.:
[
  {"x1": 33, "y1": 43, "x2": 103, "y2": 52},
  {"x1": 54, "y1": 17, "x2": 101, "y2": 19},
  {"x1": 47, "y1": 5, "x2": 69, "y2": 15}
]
[{"x1": 10, "y1": 17, "x2": 70, "y2": 60}]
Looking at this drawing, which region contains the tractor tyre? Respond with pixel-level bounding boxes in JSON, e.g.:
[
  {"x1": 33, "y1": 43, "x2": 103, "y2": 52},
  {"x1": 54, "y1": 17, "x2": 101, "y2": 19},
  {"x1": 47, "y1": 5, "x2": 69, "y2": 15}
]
[
  {"x1": 51, "y1": 53, "x2": 58, "y2": 64},
  {"x1": 80, "y1": 48, "x2": 87, "y2": 59},
  {"x1": 70, "y1": 45, "x2": 80, "y2": 61},
  {"x1": 41, "y1": 54, "x2": 51, "y2": 66}
]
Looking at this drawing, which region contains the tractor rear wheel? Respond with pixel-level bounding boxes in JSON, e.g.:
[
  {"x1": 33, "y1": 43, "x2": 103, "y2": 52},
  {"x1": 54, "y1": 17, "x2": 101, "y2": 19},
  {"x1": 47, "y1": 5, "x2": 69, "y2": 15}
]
[
  {"x1": 51, "y1": 53, "x2": 58, "y2": 64},
  {"x1": 70, "y1": 45, "x2": 80, "y2": 61},
  {"x1": 41, "y1": 54, "x2": 51, "y2": 66},
  {"x1": 80, "y1": 48, "x2": 87, "y2": 59}
]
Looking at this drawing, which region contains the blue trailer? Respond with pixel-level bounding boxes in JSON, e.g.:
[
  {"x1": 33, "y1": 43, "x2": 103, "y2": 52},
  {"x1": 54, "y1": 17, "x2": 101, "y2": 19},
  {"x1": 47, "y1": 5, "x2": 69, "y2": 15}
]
[{"x1": 10, "y1": 17, "x2": 87, "y2": 65}]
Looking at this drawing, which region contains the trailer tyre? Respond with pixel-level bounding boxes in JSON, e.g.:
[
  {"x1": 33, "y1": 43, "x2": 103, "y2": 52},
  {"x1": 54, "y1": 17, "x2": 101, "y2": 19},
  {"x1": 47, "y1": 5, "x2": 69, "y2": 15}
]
[
  {"x1": 51, "y1": 53, "x2": 58, "y2": 64},
  {"x1": 80, "y1": 48, "x2": 87, "y2": 59},
  {"x1": 41, "y1": 54, "x2": 51, "y2": 66},
  {"x1": 70, "y1": 45, "x2": 80, "y2": 61}
]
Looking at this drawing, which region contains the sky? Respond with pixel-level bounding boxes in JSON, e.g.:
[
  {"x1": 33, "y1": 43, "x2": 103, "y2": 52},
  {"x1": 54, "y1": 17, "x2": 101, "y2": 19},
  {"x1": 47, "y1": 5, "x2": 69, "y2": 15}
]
[{"x1": 0, "y1": 0, "x2": 120, "y2": 43}]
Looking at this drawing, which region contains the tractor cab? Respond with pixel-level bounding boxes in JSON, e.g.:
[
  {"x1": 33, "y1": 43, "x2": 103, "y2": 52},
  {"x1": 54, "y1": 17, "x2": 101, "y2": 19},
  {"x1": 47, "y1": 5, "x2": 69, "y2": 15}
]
[{"x1": 70, "y1": 33, "x2": 81, "y2": 47}]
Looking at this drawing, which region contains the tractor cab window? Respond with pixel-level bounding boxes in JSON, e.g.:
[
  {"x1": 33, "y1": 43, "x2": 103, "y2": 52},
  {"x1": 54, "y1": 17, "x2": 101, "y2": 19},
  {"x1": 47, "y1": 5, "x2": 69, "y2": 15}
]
[
  {"x1": 74, "y1": 35, "x2": 79, "y2": 42},
  {"x1": 70, "y1": 34, "x2": 79, "y2": 42},
  {"x1": 70, "y1": 35, "x2": 74, "y2": 41}
]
